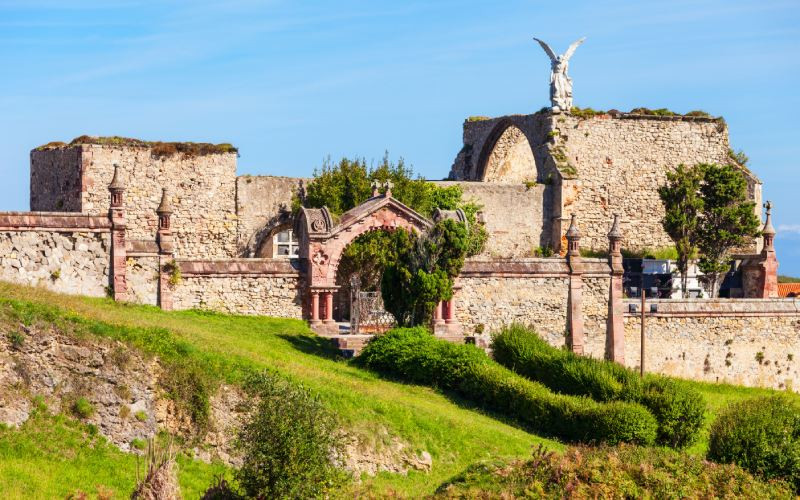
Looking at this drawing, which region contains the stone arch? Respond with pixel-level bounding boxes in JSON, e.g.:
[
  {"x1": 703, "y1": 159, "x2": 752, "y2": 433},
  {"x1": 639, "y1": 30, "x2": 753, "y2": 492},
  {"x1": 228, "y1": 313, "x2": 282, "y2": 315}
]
[
  {"x1": 253, "y1": 215, "x2": 295, "y2": 258},
  {"x1": 477, "y1": 120, "x2": 537, "y2": 182}
]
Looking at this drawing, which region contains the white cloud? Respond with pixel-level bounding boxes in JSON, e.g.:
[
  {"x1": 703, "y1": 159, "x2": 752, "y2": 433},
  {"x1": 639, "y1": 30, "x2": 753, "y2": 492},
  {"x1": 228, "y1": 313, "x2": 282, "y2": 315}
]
[{"x1": 777, "y1": 224, "x2": 800, "y2": 234}]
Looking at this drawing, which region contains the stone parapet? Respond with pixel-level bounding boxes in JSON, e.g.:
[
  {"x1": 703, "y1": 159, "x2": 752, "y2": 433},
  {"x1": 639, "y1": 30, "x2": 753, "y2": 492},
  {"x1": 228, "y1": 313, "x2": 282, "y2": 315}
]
[
  {"x1": 624, "y1": 298, "x2": 800, "y2": 317},
  {"x1": 0, "y1": 212, "x2": 111, "y2": 231},
  {"x1": 177, "y1": 258, "x2": 301, "y2": 277}
]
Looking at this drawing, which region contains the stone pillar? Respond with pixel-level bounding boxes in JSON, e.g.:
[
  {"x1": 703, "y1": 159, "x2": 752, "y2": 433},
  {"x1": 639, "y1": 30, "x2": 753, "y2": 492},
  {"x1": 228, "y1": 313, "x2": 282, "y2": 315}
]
[
  {"x1": 108, "y1": 165, "x2": 127, "y2": 302},
  {"x1": 310, "y1": 291, "x2": 321, "y2": 324},
  {"x1": 565, "y1": 214, "x2": 584, "y2": 354},
  {"x1": 760, "y1": 202, "x2": 779, "y2": 298},
  {"x1": 605, "y1": 214, "x2": 625, "y2": 364},
  {"x1": 324, "y1": 291, "x2": 335, "y2": 324},
  {"x1": 433, "y1": 301, "x2": 445, "y2": 325},
  {"x1": 156, "y1": 188, "x2": 175, "y2": 311},
  {"x1": 444, "y1": 299, "x2": 456, "y2": 324}
]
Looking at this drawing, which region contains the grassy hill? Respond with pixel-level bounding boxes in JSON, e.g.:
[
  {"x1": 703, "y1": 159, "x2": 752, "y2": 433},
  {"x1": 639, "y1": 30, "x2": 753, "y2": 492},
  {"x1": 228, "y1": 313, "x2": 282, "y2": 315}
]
[{"x1": 0, "y1": 281, "x2": 793, "y2": 497}]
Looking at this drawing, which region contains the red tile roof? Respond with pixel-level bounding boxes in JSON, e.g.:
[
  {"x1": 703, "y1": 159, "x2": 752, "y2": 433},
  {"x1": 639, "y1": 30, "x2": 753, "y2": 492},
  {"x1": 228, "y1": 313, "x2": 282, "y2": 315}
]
[{"x1": 778, "y1": 283, "x2": 800, "y2": 298}]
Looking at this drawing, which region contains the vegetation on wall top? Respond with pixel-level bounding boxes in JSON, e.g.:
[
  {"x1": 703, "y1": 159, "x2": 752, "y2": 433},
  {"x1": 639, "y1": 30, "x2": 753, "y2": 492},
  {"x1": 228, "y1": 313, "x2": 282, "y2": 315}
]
[{"x1": 34, "y1": 136, "x2": 238, "y2": 158}]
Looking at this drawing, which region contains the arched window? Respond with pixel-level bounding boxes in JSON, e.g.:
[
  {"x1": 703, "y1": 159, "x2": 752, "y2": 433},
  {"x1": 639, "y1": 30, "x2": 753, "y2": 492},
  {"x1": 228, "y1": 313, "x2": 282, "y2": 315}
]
[{"x1": 273, "y1": 228, "x2": 299, "y2": 258}]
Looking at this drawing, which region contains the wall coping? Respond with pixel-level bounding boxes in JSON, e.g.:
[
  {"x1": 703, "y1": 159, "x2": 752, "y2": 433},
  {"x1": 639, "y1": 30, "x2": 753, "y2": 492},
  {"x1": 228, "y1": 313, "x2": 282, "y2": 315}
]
[
  {"x1": 0, "y1": 212, "x2": 111, "y2": 232},
  {"x1": 623, "y1": 298, "x2": 800, "y2": 317},
  {"x1": 177, "y1": 258, "x2": 301, "y2": 277}
]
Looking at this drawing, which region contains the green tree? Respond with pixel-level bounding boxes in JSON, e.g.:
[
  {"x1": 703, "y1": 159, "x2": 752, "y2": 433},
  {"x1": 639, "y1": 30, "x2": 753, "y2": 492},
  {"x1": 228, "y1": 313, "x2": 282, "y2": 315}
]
[
  {"x1": 658, "y1": 164, "x2": 704, "y2": 298},
  {"x1": 696, "y1": 163, "x2": 760, "y2": 297},
  {"x1": 381, "y1": 219, "x2": 469, "y2": 326}
]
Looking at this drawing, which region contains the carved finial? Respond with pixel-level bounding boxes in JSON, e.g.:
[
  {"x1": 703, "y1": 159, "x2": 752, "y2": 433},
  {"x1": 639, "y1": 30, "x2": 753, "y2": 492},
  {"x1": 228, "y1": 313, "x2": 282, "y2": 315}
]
[
  {"x1": 156, "y1": 188, "x2": 173, "y2": 215},
  {"x1": 566, "y1": 213, "x2": 580, "y2": 238},
  {"x1": 607, "y1": 213, "x2": 622, "y2": 240},
  {"x1": 383, "y1": 180, "x2": 394, "y2": 198},
  {"x1": 762, "y1": 201, "x2": 775, "y2": 236},
  {"x1": 109, "y1": 164, "x2": 124, "y2": 190},
  {"x1": 371, "y1": 180, "x2": 381, "y2": 198}
]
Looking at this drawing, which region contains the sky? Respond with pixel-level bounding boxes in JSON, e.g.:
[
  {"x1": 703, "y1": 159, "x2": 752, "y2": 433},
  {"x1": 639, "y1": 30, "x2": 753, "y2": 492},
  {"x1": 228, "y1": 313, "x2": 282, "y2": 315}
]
[{"x1": 1, "y1": 0, "x2": 799, "y2": 273}]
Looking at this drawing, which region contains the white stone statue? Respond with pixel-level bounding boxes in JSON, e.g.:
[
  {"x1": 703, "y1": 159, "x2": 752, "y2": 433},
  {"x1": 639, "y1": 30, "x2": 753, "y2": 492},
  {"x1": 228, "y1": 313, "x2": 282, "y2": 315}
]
[{"x1": 533, "y1": 37, "x2": 586, "y2": 111}]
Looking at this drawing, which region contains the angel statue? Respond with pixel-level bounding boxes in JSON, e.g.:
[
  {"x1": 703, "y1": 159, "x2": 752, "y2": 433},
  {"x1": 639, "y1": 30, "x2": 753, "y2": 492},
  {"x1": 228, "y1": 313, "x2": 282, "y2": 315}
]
[{"x1": 533, "y1": 37, "x2": 586, "y2": 111}]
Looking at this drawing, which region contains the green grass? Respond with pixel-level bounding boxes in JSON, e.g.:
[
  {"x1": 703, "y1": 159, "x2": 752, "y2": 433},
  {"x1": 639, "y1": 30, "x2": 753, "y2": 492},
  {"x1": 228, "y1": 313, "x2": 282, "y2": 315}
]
[
  {"x1": 0, "y1": 410, "x2": 225, "y2": 499},
  {"x1": 1, "y1": 281, "x2": 796, "y2": 496},
  {"x1": 0, "y1": 282, "x2": 555, "y2": 497}
]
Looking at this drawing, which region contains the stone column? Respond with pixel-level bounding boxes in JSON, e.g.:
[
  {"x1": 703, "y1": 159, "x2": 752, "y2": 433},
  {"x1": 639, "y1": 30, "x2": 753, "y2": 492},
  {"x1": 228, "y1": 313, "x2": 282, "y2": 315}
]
[
  {"x1": 759, "y1": 202, "x2": 779, "y2": 298},
  {"x1": 565, "y1": 214, "x2": 584, "y2": 355},
  {"x1": 433, "y1": 301, "x2": 445, "y2": 325},
  {"x1": 156, "y1": 188, "x2": 175, "y2": 311},
  {"x1": 606, "y1": 214, "x2": 625, "y2": 364},
  {"x1": 444, "y1": 299, "x2": 456, "y2": 324},
  {"x1": 310, "y1": 291, "x2": 321, "y2": 324},
  {"x1": 324, "y1": 291, "x2": 335, "y2": 324},
  {"x1": 108, "y1": 165, "x2": 127, "y2": 302}
]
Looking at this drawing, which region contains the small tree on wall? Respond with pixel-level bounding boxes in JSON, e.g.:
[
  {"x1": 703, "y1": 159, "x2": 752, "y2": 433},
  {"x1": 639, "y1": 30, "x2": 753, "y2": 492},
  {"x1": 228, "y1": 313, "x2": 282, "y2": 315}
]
[
  {"x1": 696, "y1": 163, "x2": 760, "y2": 297},
  {"x1": 658, "y1": 164, "x2": 704, "y2": 298},
  {"x1": 382, "y1": 219, "x2": 469, "y2": 326}
]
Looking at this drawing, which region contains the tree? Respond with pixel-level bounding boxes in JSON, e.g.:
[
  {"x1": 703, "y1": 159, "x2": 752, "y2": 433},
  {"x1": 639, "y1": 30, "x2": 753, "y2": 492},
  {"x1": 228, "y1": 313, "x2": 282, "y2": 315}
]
[
  {"x1": 658, "y1": 164, "x2": 704, "y2": 297},
  {"x1": 382, "y1": 219, "x2": 469, "y2": 326},
  {"x1": 696, "y1": 163, "x2": 760, "y2": 297}
]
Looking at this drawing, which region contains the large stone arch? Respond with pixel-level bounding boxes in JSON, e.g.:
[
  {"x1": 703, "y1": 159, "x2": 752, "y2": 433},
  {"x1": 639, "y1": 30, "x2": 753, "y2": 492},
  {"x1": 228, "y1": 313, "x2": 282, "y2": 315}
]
[
  {"x1": 295, "y1": 192, "x2": 433, "y2": 332},
  {"x1": 477, "y1": 120, "x2": 538, "y2": 182}
]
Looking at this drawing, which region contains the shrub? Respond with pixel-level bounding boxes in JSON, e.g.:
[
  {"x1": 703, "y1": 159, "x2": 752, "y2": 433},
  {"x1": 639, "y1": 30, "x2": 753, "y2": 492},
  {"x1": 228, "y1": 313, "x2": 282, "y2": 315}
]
[
  {"x1": 234, "y1": 370, "x2": 346, "y2": 499},
  {"x1": 709, "y1": 395, "x2": 800, "y2": 490},
  {"x1": 435, "y1": 444, "x2": 793, "y2": 498},
  {"x1": 134, "y1": 411, "x2": 148, "y2": 422},
  {"x1": 491, "y1": 325, "x2": 705, "y2": 447},
  {"x1": 358, "y1": 328, "x2": 657, "y2": 445},
  {"x1": 71, "y1": 397, "x2": 94, "y2": 419}
]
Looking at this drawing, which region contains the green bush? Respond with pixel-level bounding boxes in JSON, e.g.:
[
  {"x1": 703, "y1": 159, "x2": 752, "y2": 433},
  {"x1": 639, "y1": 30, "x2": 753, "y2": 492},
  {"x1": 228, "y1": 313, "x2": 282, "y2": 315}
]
[
  {"x1": 709, "y1": 395, "x2": 800, "y2": 490},
  {"x1": 491, "y1": 325, "x2": 704, "y2": 447},
  {"x1": 234, "y1": 370, "x2": 347, "y2": 499},
  {"x1": 358, "y1": 328, "x2": 657, "y2": 445},
  {"x1": 71, "y1": 397, "x2": 94, "y2": 419},
  {"x1": 435, "y1": 444, "x2": 793, "y2": 498}
]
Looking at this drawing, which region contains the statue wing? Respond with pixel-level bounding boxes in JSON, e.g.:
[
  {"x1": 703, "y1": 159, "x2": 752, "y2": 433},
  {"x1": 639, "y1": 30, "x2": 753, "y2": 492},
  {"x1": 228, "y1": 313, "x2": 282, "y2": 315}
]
[
  {"x1": 563, "y1": 37, "x2": 586, "y2": 61},
  {"x1": 533, "y1": 38, "x2": 557, "y2": 62}
]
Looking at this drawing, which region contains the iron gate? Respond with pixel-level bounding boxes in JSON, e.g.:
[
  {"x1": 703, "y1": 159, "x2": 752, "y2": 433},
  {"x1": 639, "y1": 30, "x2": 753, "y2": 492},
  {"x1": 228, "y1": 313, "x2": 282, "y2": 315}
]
[{"x1": 349, "y1": 276, "x2": 395, "y2": 334}]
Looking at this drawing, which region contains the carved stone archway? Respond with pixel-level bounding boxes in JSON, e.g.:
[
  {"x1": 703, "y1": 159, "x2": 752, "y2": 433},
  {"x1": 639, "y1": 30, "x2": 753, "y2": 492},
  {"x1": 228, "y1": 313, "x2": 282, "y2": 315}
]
[{"x1": 295, "y1": 191, "x2": 433, "y2": 334}]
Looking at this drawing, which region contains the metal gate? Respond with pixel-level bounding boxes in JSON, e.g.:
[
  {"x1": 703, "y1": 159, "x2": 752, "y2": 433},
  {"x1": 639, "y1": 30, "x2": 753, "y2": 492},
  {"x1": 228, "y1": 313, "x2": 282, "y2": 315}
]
[{"x1": 349, "y1": 276, "x2": 395, "y2": 334}]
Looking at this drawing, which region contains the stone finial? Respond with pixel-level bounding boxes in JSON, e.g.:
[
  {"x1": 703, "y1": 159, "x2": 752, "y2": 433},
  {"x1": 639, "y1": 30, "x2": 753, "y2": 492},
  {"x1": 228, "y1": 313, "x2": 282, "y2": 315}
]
[
  {"x1": 109, "y1": 164, "x2": 125, "y2": 190},
  {"x1": 565, "y1": 213, "x2": 581, "y2": 256},
  {"x1": 156, "y1": 188, "x2": 173, "y2": 231},
  {"x1": 607, "y1": 213, "x2": 622, "y2": 240},
  {"x1": 383, "y1": 180, "x2": 394, "y2": 198},
  {"x1": 762, "y1": 201, "x2": 776, "y2": 251},
  {"x1": 371, "y1": 180, "x2": 381, "y2": 198}
]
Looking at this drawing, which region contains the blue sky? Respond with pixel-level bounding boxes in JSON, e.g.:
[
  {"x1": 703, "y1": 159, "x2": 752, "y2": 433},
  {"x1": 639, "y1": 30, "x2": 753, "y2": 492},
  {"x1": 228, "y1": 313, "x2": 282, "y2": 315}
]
[{"x1": 1, "y1": 0, "x2": 799, "y2": 273}]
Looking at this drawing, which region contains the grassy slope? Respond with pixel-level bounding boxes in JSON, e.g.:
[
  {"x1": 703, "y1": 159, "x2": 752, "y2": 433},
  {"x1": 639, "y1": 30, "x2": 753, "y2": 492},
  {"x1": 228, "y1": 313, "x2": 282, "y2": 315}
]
[
  {"x1": 1, "y1": 282, "x2": 795, "y2": 496},
  {"x1": 0, "y1": 282, "x2": 556, "y2": 497}
]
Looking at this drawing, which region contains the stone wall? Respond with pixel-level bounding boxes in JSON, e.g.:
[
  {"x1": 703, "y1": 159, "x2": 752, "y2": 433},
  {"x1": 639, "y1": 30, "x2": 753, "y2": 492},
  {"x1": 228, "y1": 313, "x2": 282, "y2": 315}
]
[
  {"x1": 125, "y1": 256, "x2": 159, "y2": 306},
  {"x1": 0, "y1": 213, "x2": 111, "y2": 297},
  {"x1": 582, "y1": 274, "x2": 611, "y2": 357},
  {"x1": 31, "y1": 145, "x2": 238, "y2": 258},
  {"x1": 622, "y1": 299, "x2": 800, "y2": 390},
  {"x1": 236, "y1": 175, "x2": 307, "y2": 256},
  {"x1": 434, "y1": 181, "x2": 551, "y2": 257},
  {"x1": 172, "y1": 259, "x2": 303, "y2": 318},
  {"x1": 30, "y1": 147, "x2": 83, "y2": 212}
]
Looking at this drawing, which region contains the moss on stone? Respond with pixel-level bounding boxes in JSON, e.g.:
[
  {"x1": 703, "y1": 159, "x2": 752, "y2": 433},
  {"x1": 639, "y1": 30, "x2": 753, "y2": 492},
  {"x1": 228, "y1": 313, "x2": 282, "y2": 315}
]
[
  {"x1": 34, "y1": 136, "x2": 238, "y2": 158},
  {"x1": 466, "y1": 116, "x2": 491, "y2": 122}
]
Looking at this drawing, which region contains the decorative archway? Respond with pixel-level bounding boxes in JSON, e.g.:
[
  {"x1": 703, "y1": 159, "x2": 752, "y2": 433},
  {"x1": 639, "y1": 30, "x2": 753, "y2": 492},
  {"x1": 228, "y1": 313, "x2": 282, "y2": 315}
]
[{"x1": 295, "y1": 189, "x2": 433, "y2": 333}]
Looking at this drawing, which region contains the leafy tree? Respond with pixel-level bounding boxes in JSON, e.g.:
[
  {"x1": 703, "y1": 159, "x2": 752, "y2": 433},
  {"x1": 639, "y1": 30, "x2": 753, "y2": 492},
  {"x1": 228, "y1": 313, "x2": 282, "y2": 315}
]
[
  {"x1": 234, "y1": 371, "x2": 346, "y2": 499},
  {"x1": 658, "y1": 164, "x2": 704, "y2": 297},
  {"x1": 696, "y1": 163, "x2": 760, "y2": 297},
  {"x1": 382, "y1": 219, "x2": 469, "y2": 326}
]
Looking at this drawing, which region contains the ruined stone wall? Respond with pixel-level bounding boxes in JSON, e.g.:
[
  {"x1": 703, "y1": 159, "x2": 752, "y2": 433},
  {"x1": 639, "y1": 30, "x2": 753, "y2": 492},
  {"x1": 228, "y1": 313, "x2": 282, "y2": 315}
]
[
  {"x1": 30, "y1": 146, "x2": 238, "y2": 258},
  {"x1": 434, "y1": 181, "x2": 550, "y2": 257},
  {"x1": 622, "y1": 299, "x2": 800, "y2": 390},
  {"x1": 0, "y1": 228, "x2": 110, "y2": 297},
  {"x1": 554, "y1": 114, "x2": 760, "y2": 250},
  {"x1": 582, "y1": 273, "x2": 611, "y2": 357},
  {"x1": 171, "y1": 259, "x2": 303, "y2": 318},
  {"x1": 125, "y1": 256, "x2": 159, "y2": 306},
  {"x1": 30, "y1": 147, "x2": 83, "y2": 212},
  {"x1": 236, "y1": 175, "x2": 307, "y2": 256}
]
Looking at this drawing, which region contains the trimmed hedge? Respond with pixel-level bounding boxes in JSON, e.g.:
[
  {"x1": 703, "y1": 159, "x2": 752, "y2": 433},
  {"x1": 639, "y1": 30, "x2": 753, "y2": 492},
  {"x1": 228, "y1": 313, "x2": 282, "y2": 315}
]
[
  {"x1": 491, "y1": 324, "x2": 705, "y2": 448},
  {"x1": 709, "y1": 395, "x2": 800, "y2": 491},
  {"x1": 357, "y1": 327, "x2": 657, "y2": 445}
]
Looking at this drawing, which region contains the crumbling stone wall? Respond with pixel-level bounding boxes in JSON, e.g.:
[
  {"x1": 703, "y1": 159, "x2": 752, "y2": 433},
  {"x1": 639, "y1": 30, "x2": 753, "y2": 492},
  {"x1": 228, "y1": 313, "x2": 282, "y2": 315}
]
[
  {"x1": 482, "y1": 124, "x2": 537, "y2": 183},
  {"x1": 236, "y1": 175, "x2": 307, "y2": 256},
  {"x1": 623, "y1": 299, "x2": 800, "y2": 390},
  {"x1": 434, "y1": 181, "x2": 551, "y2": 257},
  {"x1": 173, "y1": 276, "x2": 303, "y2": 317},
  {"x1": 30, "y1": 147, "x2": 83, "y2": 212},
  {"x1": 0, "y1": 230, "x2": 109, "y2": 297},
  {"x1": 126, "y1": 256, "x2": 159, "y2": 306},
  {"x1": 581, "y1": 274, "x2": 611, "y2": 357},
  {"x1": 31, "y1": 145, "x2": 238, "y2": 258}
]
